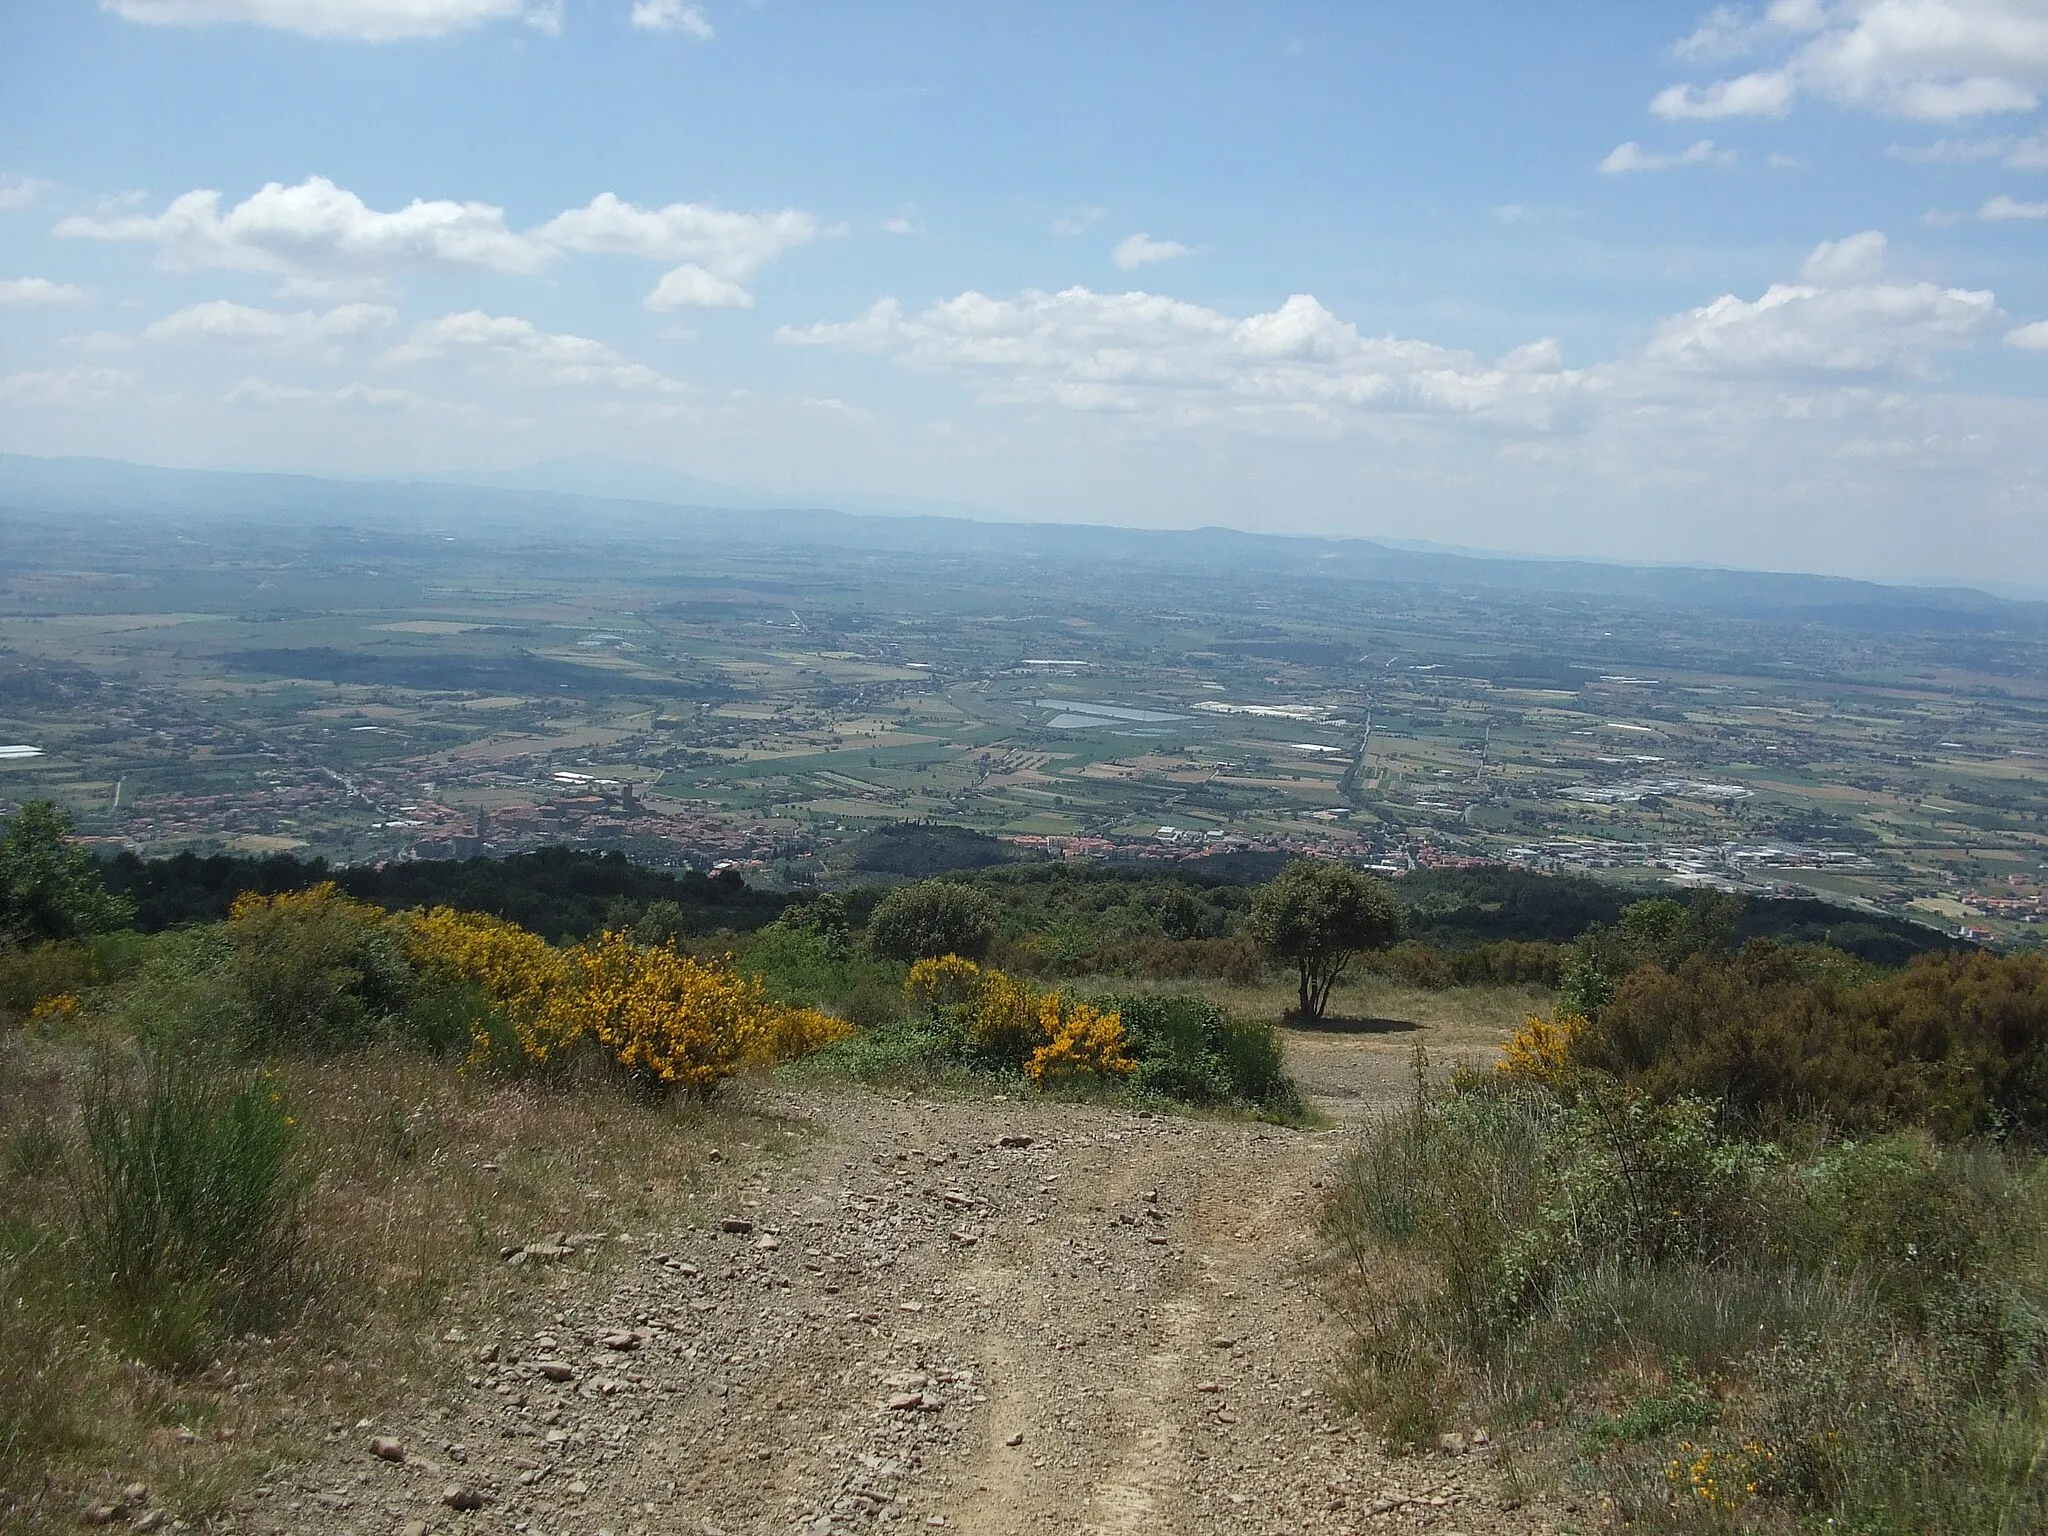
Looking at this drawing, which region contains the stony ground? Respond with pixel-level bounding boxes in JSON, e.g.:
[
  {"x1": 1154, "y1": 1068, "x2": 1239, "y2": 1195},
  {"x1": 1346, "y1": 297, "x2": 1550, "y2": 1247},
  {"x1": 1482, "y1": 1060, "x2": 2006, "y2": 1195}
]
[{"x1": 253, "y1": 1026, "x2": 1576, "y2": 1536}]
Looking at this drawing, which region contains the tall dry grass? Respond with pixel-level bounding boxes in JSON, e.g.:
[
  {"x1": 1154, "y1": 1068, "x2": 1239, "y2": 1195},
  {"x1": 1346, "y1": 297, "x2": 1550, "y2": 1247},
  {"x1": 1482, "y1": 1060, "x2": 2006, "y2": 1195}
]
[{"x1": 1, "y1": 1030, "x2": 774, "y2": 1532}]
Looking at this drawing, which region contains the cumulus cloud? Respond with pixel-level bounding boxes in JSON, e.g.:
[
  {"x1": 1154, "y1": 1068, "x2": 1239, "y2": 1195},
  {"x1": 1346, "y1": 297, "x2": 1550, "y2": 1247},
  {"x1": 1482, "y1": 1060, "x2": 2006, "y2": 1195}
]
[
  {"x1": 383, "y1": 310, "x2": 681, "y2": 391},
  {"x1": 0, "y1": 277, "x2": 91, "y2": 305},
  {"x1": 2008, "y1": 319, "x2": 2048, "y2": 348},
  {"x1": 56, "y1": 177, "x2": 552, "y2": 275},
  {"x1": 629, "y1": 0, "x2": 711, "y2": 37},
  {"x1": 780, "y1": 287, "x2": 1581, "y2": 430},
  {"x1": 536, "y1": 192, "x2": 814, "y2": 306},
  {"x1": 1644, "y1": 229, "x2": 1997, "y2": 375},
  {"x1": 1799, "y1": 228, "x2": 1890, "y2": 282},
  {"x1": 777, "y1": 231, "x2": 1999, "y2": 444},
  {"x1": 141, "y1": 299, "x2": 396, "y2": 354},
  {"x1": 0, "y1": 366, "x2": 135, "y2": 407},
  {"x1": 643, "y1": 265, "x2": 752, "y2": 310},
  {"x1": 1598, "y1": 138, "x2": 1737, "y2": 171},
  {"x1": 1653, "y1": 71, "x2": 1797, "y2": 119},
  {"x1": 101, "y1": 0, "x2": 550, "y2": 41},
  {"x1": 53, "y1": 179, "x2": 818, "y2": 304},
  {"x1": 1981, "y1": 192, "x2": 2048, "y2": 216},
  {"x1": 1110, "y1": 233, "x2": 1194, "y2": 271},
  {"x1": 1653, "y1": 0, "x2": 2048, "y2": 122},
  {"x1": 0, "y1": 175, "x2": 52, "y2": 212}
]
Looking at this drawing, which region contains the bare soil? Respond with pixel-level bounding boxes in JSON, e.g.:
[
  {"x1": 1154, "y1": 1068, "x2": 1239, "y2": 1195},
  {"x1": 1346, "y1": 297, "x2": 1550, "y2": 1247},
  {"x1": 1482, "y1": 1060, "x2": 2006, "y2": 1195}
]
[{"x1": 245, "y1": 1005, "x2": 1561, "y2": 1536}]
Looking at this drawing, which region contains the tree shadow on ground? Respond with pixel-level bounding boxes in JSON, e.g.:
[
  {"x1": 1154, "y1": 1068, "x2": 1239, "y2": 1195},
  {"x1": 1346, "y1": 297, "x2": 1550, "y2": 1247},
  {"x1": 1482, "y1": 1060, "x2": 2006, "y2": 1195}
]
[{"x1": 1281, "y1": 1014, "x2": 1423, "y2": 1036}]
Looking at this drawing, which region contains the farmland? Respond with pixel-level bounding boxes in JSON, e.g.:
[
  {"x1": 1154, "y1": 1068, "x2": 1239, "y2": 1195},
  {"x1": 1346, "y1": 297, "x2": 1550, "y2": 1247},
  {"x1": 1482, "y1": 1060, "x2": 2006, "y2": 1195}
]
[{"x1": 1, "y1": 461, "x2": 2043, "y2": 944}]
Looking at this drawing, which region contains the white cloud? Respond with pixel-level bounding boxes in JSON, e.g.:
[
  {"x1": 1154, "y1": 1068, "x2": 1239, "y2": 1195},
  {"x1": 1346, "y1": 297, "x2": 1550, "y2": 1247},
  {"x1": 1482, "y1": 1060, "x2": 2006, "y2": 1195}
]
[
  {"x1": 1598, "y1": 138, "x2": 1737, "y2": 172},
  {"x1": 1051, "y1": 206, "x2": 1106, "y2": 237},
  {"x1": 1110, "y1": 233, "x2": 1194, "y2": 271},
  {"x1": 1799, "y1": 228, "x2": 1890, "y2": 282},
  {"x1": 644, "y1": 264, "x2": 752, "y2": 310},
  {"x1": 2007, "y1": 319, "x2": 2048, "y2": 348},
  {"x1": 224, "y1": 375, "x2": 462, "y2": 412},
  {"x1": 101, "y1": 0, "x2": 550, "y2": 41},
  {"x1": 0, "y1": 366, "x2": 135, "y2": 407},
  {"x1": 882, "y1": 216, "x2": 921, "y2": 236},
  {"x1": 54, "y1": 179, "x2": 822, "y2": 312},
  {"x1": 384, "y1": 310, "x2": 682, "y2": 391},
  {"x1": 141, "y1": 299, "x2": 396, "y2": 352},
  {"x1": 1981, "y1": 192, "x2": 2048, "y2": 216},
  {"x1": 780, "y1": 287, "x2": 1581, "y2": 429},
  {"x1": 1654, "y1": 0, "x2": 2048, "y2": 122},
  {"x1": 274, "y1": 272, "x2": 393, "y2": 301},
  {"x1": 1644, "y1": 230, "x2": 1997, "y2": 375},
  {"x1": 0, "y1": 175, "x2": 52, "y2": 212},
  {"x1": 1672, "y1": 3, "x2": 1801, "y2": 62},
  {"x1": 535, "y1": 193, "x2": 813, "y2": 273},
  {"x1": 629, "y1": 0, "x2": 711, "y2": 37},
  {"x1": 1653, "y1": 71, "x2": 1797, "y2": 119},
  {"x1": 0, "y1": 277, "x2": 91, "y2": 305},
  {"x1": 1889, "y1": 129, "x2": 2048, "y2": 163},
  {"x1": 56, "y1": 177, "x2": 551, "y2": 275},
  {"x1": 2009, "y1": 131, "x2": 2048, "y2": 166}
]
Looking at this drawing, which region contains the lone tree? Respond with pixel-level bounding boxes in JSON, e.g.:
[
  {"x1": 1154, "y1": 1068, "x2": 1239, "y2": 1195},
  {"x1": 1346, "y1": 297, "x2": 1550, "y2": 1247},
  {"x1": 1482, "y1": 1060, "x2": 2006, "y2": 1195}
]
[
  {"x1": 1249, "y1": 858, "x2": 1402, "y2": 1021},
  {"x1": 866, "y1": 880, "x2": 1001, "y2": 963},
  {"x1": 0, "y1": 799, "x2": 134, "y2": 946}
]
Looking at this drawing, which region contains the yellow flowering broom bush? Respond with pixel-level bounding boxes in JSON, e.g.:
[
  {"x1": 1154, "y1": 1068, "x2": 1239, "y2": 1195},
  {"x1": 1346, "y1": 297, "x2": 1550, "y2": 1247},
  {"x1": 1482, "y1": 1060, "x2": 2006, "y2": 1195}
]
[
  {"x1": 402, "y1": 905, "x2": 577, "y2": 1068},
  {"x1": 405, "y1": 908, "x2": 844, "y2": 1094},
  {"x1": 904, "y1": 954, "x2": 983, "y2": 1010},
  {"x1": 901, "y1": 955, "x2": 1134, "y2": 1089},
  {"x1": 1025, "y1": 995, "x2": 1136, "y2": 1089},
  {"x1": 565, "y1": 931, "x2": 846, "y2": 1094},
  {"x1": 1496, "y1": 1011, "x2": 1582, "y2": 1087}
]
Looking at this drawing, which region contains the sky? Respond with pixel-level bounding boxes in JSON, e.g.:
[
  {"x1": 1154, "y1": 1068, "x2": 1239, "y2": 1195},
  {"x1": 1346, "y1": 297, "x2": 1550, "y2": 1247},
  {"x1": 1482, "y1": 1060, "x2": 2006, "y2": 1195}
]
[{"x1": 3, "y1": 2, "x2": 2047, "y2": 589}]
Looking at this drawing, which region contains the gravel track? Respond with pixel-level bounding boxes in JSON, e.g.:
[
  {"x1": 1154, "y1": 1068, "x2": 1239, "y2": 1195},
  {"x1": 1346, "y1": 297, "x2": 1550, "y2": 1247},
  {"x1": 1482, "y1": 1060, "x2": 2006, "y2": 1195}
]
[{"x1": 274, "y1": 1033, "x2": 1551, "y2": 1536}]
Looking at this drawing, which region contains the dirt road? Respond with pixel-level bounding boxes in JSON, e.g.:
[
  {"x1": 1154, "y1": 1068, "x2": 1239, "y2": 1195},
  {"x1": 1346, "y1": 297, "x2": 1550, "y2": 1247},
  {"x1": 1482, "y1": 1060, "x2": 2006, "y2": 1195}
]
[{"x1": 274, "y1": 1028, "x2": 1544, "y2": 1536}]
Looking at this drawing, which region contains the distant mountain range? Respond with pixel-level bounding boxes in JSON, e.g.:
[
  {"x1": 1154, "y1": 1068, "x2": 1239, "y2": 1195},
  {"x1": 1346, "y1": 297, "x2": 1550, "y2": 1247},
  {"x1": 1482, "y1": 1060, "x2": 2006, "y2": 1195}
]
[{"x1": 3, "y1": 451, "x2": 2042, "y2": 628}]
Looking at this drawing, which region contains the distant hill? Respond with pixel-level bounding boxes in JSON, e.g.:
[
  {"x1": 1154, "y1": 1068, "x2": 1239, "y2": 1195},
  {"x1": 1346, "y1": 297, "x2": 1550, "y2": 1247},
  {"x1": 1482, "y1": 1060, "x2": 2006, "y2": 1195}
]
[
  {"x1": 838, "y1": 821, "x2": 1022, "y2": 879},
  {"x1": 5, "y1": 453, "x2": 2041, "y2": 627}
]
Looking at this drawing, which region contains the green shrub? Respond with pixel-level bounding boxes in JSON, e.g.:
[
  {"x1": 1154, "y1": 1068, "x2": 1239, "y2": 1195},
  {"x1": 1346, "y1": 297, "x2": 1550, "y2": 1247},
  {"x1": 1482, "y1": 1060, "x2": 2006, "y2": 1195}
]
[
  {"x1": 0, "y1": 932, "x2": 146, "y2": 1023},
  {"x1": 1371, "y1": 939, "x2": 1568, "y2": 990},
  {"x1": 113, "y1": 926, "x2": 256, "y2": 1050},
  {"x1": 1097, "y1": 991, "x2": 1301, "y2": 1113},
  {"x1": 784, "y1": 1014, "x2": 974, "y2": 1087},
  {"x1": 1015, "y1": 932, "x2": 1267, "y2": 984},
  {"x1": 1325, "y1": 1066, "x2": 2048, "y2": 1530},
  {"x1": 80, "y1": 1046, "x2": 304, "y2": 1369},
  {"x1": 865, "y1": 880, "x2": 1001, "y2": 963},
  {"x1": 739, "y1": 922, "x2": 905, "y2": 1020},
  {"x1": 1575, "y1": 944, "x2": 2048, "y2": 1142},
  {"x1": 226, "y1": 887, "x2": 416, "y2": 1051}
]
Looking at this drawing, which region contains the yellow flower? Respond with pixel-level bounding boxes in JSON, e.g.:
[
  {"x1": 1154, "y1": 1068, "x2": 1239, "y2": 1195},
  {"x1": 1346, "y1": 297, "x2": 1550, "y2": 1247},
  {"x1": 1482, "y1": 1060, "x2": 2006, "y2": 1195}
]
[{"x1": 1496, "y1": 1011, "x2": 1581, "y2": 1084}]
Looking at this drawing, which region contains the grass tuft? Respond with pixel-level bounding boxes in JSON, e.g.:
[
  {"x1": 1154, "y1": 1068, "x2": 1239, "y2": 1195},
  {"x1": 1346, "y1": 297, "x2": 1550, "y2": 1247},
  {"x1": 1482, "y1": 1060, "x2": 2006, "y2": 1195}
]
[{"x1": 80, "y1": 1047, "x2": 305, "y2": 1371}]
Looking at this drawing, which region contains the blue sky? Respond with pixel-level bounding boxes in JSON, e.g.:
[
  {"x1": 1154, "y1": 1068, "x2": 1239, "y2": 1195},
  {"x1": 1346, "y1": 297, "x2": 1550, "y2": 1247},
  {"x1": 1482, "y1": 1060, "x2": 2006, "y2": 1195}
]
[{"x1": 3, "y1": 2, "x2": 2047, "y2": 587}]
